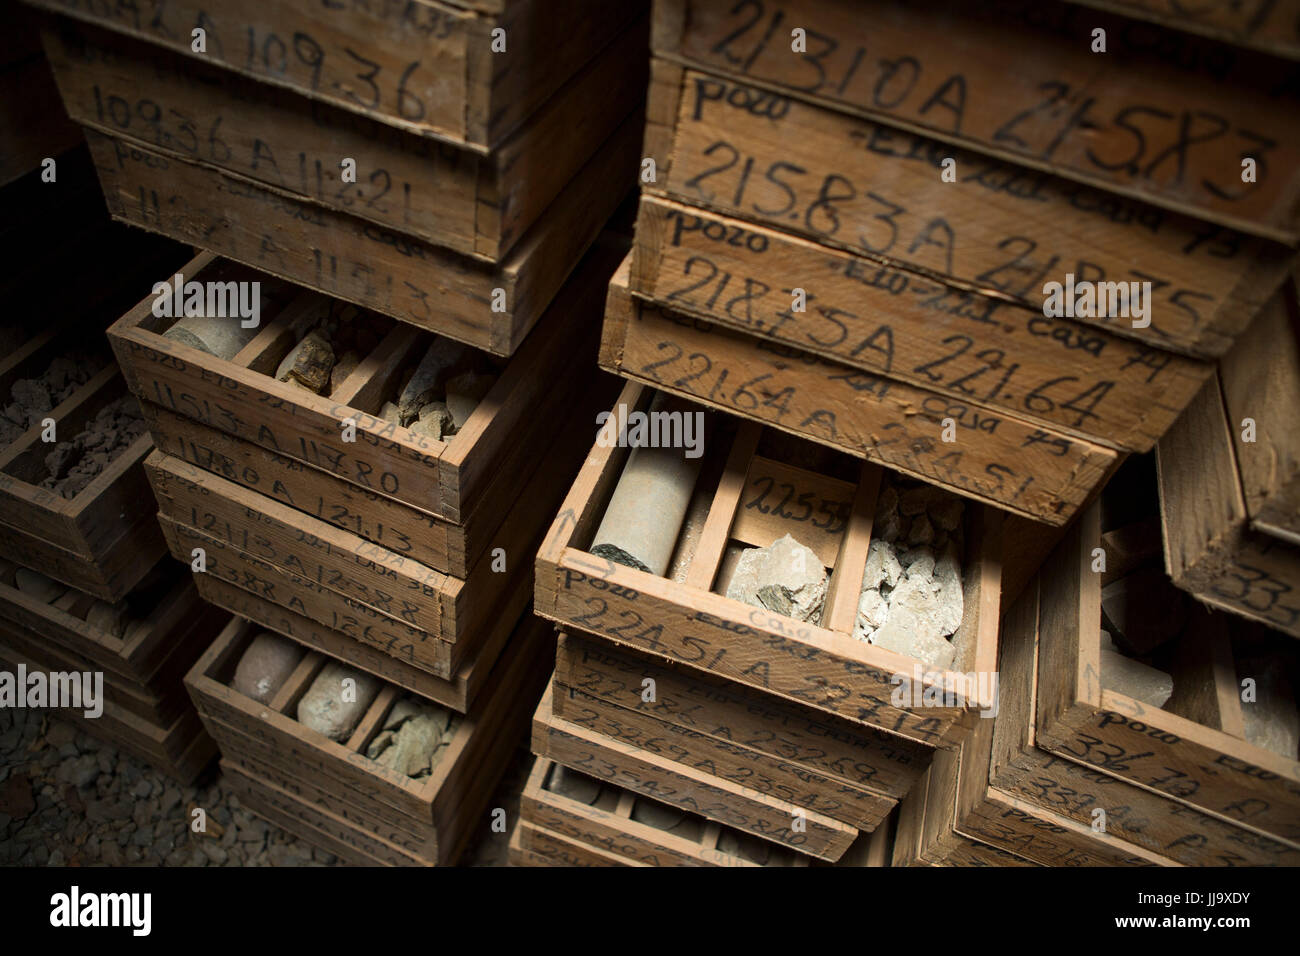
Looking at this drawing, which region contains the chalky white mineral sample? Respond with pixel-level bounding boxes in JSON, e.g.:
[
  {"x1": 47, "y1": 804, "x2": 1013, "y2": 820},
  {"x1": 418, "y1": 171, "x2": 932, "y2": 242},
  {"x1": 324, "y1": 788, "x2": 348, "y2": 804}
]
[
  {"x1": 296, "y1": 663, "x2": 381, "y2": 741},
  {"x1": 726, "y1": 534, "x2": 828, "y2": 624},
  {"x1": 853, "y1": 482, "x2": 965, "y2": 672},
  {"x1": 1098, "y1": 631, "x2": 1173, "y2": 708},
  {"x1": 233, "y1": 632, "x2": 305, "y2": 705}
]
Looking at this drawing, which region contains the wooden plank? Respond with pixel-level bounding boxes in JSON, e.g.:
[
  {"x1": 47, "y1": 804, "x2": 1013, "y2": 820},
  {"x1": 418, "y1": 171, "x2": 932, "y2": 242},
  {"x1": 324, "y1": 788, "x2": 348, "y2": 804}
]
[
  {"x1": 110, "y1": 244, "x2": 616, "y2": 526},
  {"x1": 603, "y1": 258, "x2": 1116, "y2": 524},
  {"x1": 520, "y1": 756, "x2": 811, "y2": 867},
  {"x1": 30, "y1": 0, "x2": 641, "y2": 149},
  {"x1": 87, "y1": 112, "x2": 638, "y2": 356},
  {"x1": 1219, "y1": 282, "x2": 1300, "y2": 544},
  {"x1": 159, "y1": 516, "x2": 452, "y2": 678},
  {"x1": 1157, "y1": 377, "x2": 1300, "y2": 636},
  {"x1": 1063, "y1": 0, "x2": 1300, "y2": 60},
  {"x1": 41, "y1": 15, "x2": 647, "y2": 261},
  {"x1": 632, "y1": 195, "x2": 1214, "y2": 449},
  {"x1": 651, "y1": 0, "x2": 1300, "y2": 241},
  {"x1": 552, "y1": 681, "x2": 895, "y2": 830},
  {"x1": 553, "y1": 631, "x2": 927, "y2": 801},
  {"x1": 147, "y1": 451, "x2": 461, "y2": 640},
  {"x1": 537, "y1": 380, "x2": 1004, "y2": 745},
  {"x1": 531, "y1": 684, "x2": 859, "y2": 862},
  {"x1": 1036, "y1": 503, "x2": 1300, "y2": 843}
]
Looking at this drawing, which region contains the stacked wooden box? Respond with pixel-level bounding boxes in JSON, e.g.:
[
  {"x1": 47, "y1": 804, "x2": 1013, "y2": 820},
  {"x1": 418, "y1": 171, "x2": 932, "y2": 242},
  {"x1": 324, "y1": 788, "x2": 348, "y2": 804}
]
[
  {"x1": 25, "y1": 0, "x2": 655, "y2": 861},
  {"x1": 108, "y1": 241, "x2": 621, "y2": 862},
  {"x1": 1158, "y1": 276, "x2": 1300, "y2": 636},
  {"x1": 599, "y1": 0, "x2": 1298, "y2": 536},
  {"x1": 511, "y1": 753, "x2": 891, "y2": 867},
  {"x1": 0, "y1": 164, "x2": 221, "y2": 781},
  {"x1": 30, "y1": 0, "x2": 648, "y2": 355},
  {"x1": 896, "y1": 463, "x2": 1300, "y2": 866},
  {"x1": 522, "y1": 379, "x2": 1003, "y2": 864}
]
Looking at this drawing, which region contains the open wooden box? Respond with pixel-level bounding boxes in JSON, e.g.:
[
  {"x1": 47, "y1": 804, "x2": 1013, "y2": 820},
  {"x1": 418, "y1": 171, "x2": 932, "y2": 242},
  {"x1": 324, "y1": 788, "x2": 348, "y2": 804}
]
[
  {"x1": 536, "y1": 380, "x2": 1003, "y2": 748},
  {"x1": 928, "y1": 576, "x2": 1300, "y2": 866},
  {"x1": 1157, "y1": 283, "x2": 1300, "y2": 638},
  {"x1": 184, "y1": 613, "x2": 551, "y2": 865},
  {"x1": 520, "y1": 755, "x2": 817, "y2": 867},
  {"x1": 0, "y1": 556, "x2": 223, "y2": 727},
  {"x1": 109, "y1": 248, "x2": 614, "y2": 565},
  {"x1": 1036, "y1": 503, "x2": 1300, "y2": 846},
  {"x1": 0, "y1": 633, "x2": 215, "y2": 784},
  {"x1": 0, "y1": 353, "x2": 163, "y2": 601}
]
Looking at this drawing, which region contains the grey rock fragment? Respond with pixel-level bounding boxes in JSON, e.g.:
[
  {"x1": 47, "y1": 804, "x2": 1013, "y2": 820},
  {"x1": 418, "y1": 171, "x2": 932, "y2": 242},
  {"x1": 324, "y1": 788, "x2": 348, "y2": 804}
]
[
  {"x1": 726, "y1": 534, "x2": 828, "y2": 624},
  {"x1": 1099, "y1": 647, "x2": 1173, "y2": 708}
]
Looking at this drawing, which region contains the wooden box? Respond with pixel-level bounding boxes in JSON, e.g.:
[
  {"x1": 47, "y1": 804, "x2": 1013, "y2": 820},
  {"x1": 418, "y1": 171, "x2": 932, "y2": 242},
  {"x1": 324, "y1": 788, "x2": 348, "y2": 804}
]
[
  {"x1": 1065, "y1": 0, "x2": 1300, "y2": 58},
  {"x1": 603, "y1": 255, "x2": 1119, "y2": 526},
  {"x1": 519, "y1": 755, "x2": 817, "y2": 867},
  {"x1": 536, "y1": 379, "x2": 1003, "y2": 748},
  {"x1": 555, "y1": 631, "x2": 928, "y2": 803},
  {"x1": 1157, "y1": 281, "x2": 1300, "y2": 636},
  {"x1": 184, "y1": 613, "x2": 551, "y2": 865},
  {"x1": 0, "y1": 636, "x2": 215, "y2": 783},
  {"x1": 41, "y1": 15, "x2": 647, "y2": 262},
  {"x1": 921, "y1": 577, "x2": 1300, "y2": 866},
  {"x1": 1217, "y1": 282, "x2": 1300, "y2": 545},
  {"x1": 87, "y1": 110, "x2": 635, "y2": 354},
  {"x1": 180, "y1": 560, "x2": 518, "y2": 715},
  {"x1": 110, "y1": 248, "x2": 615, "y2": 557},
  {"x1": 145, "y1": 448, "x2": 542, "y2": 661},
  {"x1": 27, "y1": 0, "x2": 642, "y2": 150},
  {"x1": 0, "y1": 557, "x2": 222, "y2": 726},
  {"x1": 532, "y1": 682, "x2": 860, "y2": 862},
  {"x1": 552, "y1": 674, "x2": 896, "y2": 833},
  {"x1": 0, "y1": 362, "x2": 163, "y2": 602},
  {"x1": 1035, "y1": 503, "x2": 1300, "y2": 845},
  {"x1": 890, "y1": 765, "x2": 1037, "y2": 868},
  {"x1": 648, "y1": 0, "x2": 1300, "y2": 244},
  {"x1": 628, "y1": 195, "x2": 1213, "y2": 454}
]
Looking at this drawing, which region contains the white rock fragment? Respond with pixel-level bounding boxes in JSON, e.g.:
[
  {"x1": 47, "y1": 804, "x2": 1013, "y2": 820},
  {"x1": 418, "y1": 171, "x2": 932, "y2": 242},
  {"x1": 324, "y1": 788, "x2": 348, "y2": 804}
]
[
  {"x1": 397, "y1": 338, "x2": 472, "y2": 426},
  {"x1": 861, "y1": 539, "x2": 902, "y2": 591},
  {"x1": 726, "y1": 534, "x2": 828, "y2": 624},
  {"x1": 870, "y1": 572, "x2": 958, "y2": 672},
  {"x1": 233, "y1": 632, "x2": 304, "y2": 704},
  {"x1": 296, "y1": 663, "x2": 381, "y2": 741}
]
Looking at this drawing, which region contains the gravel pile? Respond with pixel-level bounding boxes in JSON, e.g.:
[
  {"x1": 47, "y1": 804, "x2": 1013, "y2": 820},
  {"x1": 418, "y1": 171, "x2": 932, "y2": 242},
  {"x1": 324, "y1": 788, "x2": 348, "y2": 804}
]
[{"x1": 0, "y1": 707, "x2": 528, "y2": 867}]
